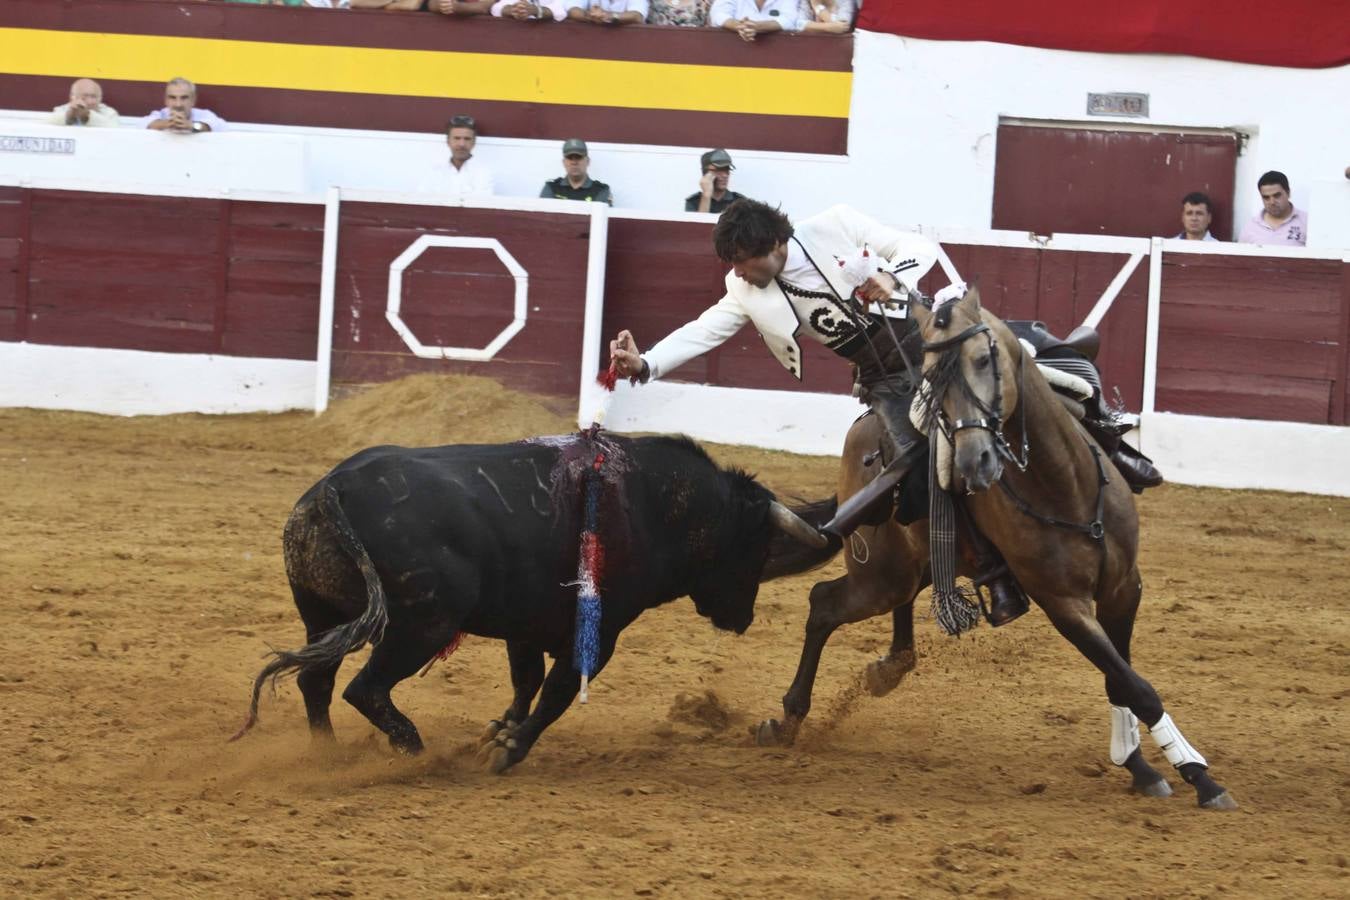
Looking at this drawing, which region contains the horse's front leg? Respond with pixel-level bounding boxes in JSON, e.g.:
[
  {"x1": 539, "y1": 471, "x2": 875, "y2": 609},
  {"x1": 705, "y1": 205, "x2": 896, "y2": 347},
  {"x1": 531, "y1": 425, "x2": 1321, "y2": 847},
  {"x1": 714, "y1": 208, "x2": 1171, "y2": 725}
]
[
  {"x1": 1042, "y1": 598, "x2": 1237, "y2": 810},
  {"x1": 757, "y1": 539, "x2": 920, "y2": 747}
]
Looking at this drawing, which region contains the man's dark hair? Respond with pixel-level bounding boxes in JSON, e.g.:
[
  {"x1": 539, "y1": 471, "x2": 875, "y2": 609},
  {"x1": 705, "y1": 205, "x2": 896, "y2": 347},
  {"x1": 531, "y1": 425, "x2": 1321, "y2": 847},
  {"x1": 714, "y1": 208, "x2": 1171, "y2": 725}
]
[
  {"x1": 712, "y1": 200, "x2": 794, "y2": 263},
  {"x1": 1181, "y1": 191, "x2": 1212, "y2": 213},
  {"x1": 1257, "y1": 170, "x2": 1289, "y2": 193},
  {"x1": 446, "y1": 114, "x2": 477, "y2": 136}
]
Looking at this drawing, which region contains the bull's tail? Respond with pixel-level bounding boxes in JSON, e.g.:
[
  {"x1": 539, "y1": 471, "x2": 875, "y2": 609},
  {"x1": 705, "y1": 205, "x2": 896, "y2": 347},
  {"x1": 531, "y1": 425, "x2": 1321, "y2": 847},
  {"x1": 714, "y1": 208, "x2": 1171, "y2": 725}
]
[
  {"x1": 230, "y1": 481, "x2": 390, "y2": 742},
  {"x1": 761, "y1": 496, "x2": 843, "y2": 582}
]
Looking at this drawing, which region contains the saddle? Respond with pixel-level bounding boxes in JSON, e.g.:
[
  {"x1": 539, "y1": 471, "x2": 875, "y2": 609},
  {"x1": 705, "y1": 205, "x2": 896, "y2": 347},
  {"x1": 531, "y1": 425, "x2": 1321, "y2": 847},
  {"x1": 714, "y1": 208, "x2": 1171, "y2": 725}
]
[{"x1": 1005, "y1": 320, "x2": 1100, "y2": 362}]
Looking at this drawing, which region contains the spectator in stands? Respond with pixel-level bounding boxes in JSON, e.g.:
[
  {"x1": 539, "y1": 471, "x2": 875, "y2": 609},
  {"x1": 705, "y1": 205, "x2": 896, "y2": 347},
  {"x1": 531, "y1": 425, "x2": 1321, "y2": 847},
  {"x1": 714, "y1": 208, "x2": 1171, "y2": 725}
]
[
  {"x1": 418, "y1": 114, "x2": 495, "y2": 200},
  {"x1": 47, "y1": 78, "x2": 119, "y2": 128},
  {"x1": 710, "y1": 0, "x2": 803, "y2": 41},
  {"x1": 1237, "y1": 170, "x2": 1307, "y2": 247},
  {"x1": 491, "y1": 0, "x2": 566, "y2": 20},
  {"x1": 431, "y1": 0, "x2": 492, "y2": 15},
  {"x1": 540, "y1": 139, "x2": 613, "y2": 204},
  {"x1": 797, "y1": 0, "x2": 853, "y2": 33},
  {"x1": 565, "y1": 0, "x2": 647, "y2": 24},
  {"x1": 350, "y1": 0, "x2": 422, "y2": 8},
  {"x1": 1175, "y1": 191, "x2": 1219, "y2": 241},
  {"x1": 686, "y1": 149, "x2": 747, "y2": 214},
  {"x1": 141, "y1": 78, "x2": 227, "y2": 134},
  {"x1": 649, "y1": 0, "x2": 708, "y2": 25}
]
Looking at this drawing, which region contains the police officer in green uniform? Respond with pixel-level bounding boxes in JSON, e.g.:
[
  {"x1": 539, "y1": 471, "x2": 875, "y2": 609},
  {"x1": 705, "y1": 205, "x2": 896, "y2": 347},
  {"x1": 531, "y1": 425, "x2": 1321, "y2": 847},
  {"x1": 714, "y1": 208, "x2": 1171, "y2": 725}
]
[
  {"x1": 540, "y1": 138, "x2": 613, "y2": 204},
  {"x1": 685, "y1": 148, "x2": 748, "y2": 214}
]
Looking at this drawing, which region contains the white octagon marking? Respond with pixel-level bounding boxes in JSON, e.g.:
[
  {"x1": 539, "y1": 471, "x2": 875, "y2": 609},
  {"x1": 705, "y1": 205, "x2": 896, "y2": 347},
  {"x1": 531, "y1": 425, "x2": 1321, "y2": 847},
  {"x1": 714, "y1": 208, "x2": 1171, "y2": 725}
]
[{"x1": 386, "y1": 235, "x2": 528, "y2": 361}]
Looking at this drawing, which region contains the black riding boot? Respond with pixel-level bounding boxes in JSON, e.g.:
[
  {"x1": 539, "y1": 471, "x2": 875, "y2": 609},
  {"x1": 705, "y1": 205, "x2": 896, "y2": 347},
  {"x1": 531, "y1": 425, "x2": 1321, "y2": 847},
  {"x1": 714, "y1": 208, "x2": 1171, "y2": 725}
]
[
  {"x1": 953, "y1": 500, "x2": 1029, "y2": 627},
  {"x1": 1083, "y1": 419, "x2": 1163, "y2": 493}
]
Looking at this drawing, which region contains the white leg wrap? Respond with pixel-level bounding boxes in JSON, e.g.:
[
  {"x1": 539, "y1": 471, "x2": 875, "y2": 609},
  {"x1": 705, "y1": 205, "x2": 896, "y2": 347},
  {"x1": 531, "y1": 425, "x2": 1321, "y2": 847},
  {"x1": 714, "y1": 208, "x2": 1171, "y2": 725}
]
[
  {"x1": 1109, "y1": 705, "x2": 1141, "y2": 766},
  {"x1": 1147, "y1": 712, "x2": 1208, "y2": 769}
]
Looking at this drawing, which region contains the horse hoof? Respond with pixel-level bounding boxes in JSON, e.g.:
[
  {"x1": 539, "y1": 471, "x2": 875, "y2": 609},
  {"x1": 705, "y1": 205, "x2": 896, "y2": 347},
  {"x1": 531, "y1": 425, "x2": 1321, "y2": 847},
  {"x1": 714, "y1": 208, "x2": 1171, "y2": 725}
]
[
  {"x1": 755, "y1": 719, "x2": 795, "y2": 748},
  {"x1": 1200, "y1": 790, "x2": 1238, "y2": 811},
  {"x1": 864, "y1": 652, "x2": 915, "y2": 697},
  {"x1": 1132, "y1": 777, "x2": 1174, "y2": 799},
  {"x1": 479, "y1": 719, "x2": 505, "y2": 745}
]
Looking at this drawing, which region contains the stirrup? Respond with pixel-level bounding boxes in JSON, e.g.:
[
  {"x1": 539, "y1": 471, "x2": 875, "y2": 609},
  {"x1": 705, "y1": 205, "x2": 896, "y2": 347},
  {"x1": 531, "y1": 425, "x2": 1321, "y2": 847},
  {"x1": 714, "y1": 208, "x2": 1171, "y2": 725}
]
[{"x1": 974, "y1": 564, "x2": 1030, "y2": 628}]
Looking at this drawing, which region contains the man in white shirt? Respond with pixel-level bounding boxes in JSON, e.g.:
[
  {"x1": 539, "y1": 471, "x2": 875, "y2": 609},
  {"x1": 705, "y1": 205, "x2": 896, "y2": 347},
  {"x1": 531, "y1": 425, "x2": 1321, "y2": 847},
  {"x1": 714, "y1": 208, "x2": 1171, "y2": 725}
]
[
  {"x1": 565, "y1": 0, "x2": 648, "y2": 24},
  {"x1": 710, "y1": 0, "x2": 803, "y2": 41},
  {"x1": 47, "y1": 78, "x2": 119, "y2": 128},
  {"x1": 140, "y1": 78, "x2": 227, "y2": 134},
  {"x1": 418, "y1": 115, "x2": 496, "y2": 201}
]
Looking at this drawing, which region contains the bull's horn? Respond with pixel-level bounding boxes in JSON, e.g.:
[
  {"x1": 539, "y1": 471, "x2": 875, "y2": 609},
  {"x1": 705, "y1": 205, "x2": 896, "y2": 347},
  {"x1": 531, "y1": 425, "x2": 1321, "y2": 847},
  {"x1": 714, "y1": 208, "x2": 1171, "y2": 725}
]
[{"x1": 769, "y1": 501, "x2": 828, "y2": 548}]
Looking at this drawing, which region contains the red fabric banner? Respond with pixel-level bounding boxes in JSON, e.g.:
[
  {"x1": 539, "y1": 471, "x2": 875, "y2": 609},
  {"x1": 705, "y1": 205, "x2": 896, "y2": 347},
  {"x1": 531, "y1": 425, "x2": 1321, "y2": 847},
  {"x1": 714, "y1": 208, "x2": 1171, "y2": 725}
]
[{"x1": 858, "y1": 0, "x2": 1350, "y2": 69}]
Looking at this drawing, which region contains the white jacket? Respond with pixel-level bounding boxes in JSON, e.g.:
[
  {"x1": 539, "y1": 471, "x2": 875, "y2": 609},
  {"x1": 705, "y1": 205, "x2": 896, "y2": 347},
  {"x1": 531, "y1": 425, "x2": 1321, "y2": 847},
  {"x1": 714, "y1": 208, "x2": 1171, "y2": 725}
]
[{"x1": 643, "y1": 204, "x2": 938, "y2": 381}]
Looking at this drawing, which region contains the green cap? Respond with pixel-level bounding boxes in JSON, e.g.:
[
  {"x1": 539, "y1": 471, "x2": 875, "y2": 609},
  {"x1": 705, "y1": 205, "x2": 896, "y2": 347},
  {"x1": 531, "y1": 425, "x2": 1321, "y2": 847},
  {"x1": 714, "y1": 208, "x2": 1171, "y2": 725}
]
[
  {"x1": 562, "y1": 138, "x2": 588, "y2": 157},
  {"x1": 700, "y1": 148, "x2": 734, "y2": 170}
]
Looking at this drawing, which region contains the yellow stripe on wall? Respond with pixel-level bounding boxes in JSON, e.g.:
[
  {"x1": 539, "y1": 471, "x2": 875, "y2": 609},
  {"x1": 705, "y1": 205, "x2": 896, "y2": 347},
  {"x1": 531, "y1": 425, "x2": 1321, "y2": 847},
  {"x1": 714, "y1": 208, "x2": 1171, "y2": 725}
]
[{"x1": 2, "y1": 27, "x2": 851, "y2": 119}]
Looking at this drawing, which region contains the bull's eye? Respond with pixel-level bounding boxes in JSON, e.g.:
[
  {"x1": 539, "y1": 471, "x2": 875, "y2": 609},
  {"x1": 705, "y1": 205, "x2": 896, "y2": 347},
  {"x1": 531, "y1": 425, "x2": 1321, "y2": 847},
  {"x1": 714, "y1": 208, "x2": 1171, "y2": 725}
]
[{"x1": 973, "y1": 354, "x2": 992, "y2": 371}]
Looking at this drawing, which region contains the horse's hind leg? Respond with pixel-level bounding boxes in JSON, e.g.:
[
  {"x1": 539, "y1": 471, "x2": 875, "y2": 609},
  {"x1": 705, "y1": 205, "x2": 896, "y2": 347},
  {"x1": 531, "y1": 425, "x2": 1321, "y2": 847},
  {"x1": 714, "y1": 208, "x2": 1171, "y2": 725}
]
[
  {"x1": 1044, "y1": 600, "x2": 1236, "y2": 810},
  {"x1": 1096, "y1": 576, "x2": 1172, "y2": 797}
]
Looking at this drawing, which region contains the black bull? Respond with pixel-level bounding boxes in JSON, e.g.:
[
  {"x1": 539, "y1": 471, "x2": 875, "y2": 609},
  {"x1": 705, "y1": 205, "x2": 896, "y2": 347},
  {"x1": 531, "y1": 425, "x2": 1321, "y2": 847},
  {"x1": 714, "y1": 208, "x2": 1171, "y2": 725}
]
[{"x1": 234, "y1": 432, "x2": 839, "y2": 772}]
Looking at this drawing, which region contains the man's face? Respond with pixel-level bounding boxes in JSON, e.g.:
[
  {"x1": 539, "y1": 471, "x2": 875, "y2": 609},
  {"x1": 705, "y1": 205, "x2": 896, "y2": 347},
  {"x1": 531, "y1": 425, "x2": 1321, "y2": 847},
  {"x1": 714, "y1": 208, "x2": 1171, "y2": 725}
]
[
  {"x1": 1259, "y1": 183, "x2": 1292, "y2": 219},
  {"x1": 70, "y1": 80, "x2": 101, "y2": 108},
  {"x1": 563, "y1": 153, "x2": 589, "y2": 182},
  {"x1": 706, "y1": 165, "x2": 732, "y2": 194},
  {"x1": 1181, "y1": 202, "x2": 1212, "y2": 238},
  {"x1": 165, "y1": 83, "x2": 194, "y2": 114},
  {"x1": 731, "y1": 243, "x2": 787, "y2": 289},
  {"x1": 448, "y1": 127, "x2": 476, "y2": 163}
]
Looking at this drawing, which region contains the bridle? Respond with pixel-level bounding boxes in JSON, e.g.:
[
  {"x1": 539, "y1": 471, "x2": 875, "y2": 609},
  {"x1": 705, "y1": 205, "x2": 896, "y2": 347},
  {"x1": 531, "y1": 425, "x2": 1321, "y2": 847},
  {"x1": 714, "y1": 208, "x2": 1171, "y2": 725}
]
[
  {"x1": 921, "y1": 318, "x2": 1108, "y2": 542},
  {"x1": 920, "y1": 321, "x2": 1029, "y2": 472}
]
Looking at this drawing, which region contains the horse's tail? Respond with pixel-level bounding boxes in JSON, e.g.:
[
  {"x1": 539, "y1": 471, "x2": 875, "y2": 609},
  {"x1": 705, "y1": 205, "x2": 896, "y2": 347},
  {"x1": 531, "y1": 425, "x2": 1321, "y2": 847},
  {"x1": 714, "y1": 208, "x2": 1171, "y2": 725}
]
[
  {"x1": 762, "y1": 496, "x2": 842, "y2": 581},
  {"x1": 230, "y1": 481, "x2": 390, "y2": 742}
]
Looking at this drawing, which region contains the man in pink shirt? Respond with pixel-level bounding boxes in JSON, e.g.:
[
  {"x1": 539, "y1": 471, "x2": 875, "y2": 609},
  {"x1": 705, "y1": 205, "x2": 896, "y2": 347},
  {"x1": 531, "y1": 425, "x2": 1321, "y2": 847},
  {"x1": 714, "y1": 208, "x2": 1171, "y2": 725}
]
[{"x1": 1237, "y1": 170, "x2": 1308, "y2": 246}]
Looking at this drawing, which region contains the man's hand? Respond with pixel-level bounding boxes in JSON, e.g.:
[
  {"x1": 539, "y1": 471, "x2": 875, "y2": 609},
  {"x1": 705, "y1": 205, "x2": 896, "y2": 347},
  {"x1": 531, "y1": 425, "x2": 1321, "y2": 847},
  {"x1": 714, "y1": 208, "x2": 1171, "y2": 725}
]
[
  {"x1": 66, "y1": 101, "x2": 90, "y2": 125},
  {"x1": 167, "y1": 109, "x2": 193, "y2": 132},
  {"x1": 736, "y1": 21, "x2": 758, "y2": 42},
  {"x1": 507, "y1": 0, "x2": 536, "y2": 18},
  {"x1": 586, "y1": 4, "x2": 613, "y2": 22},
  {"x1": 435, "y1": 0, "x2": 455, "y2": 12},
  {"x1": 698, "y1": 171, "x2": 715, "y2": 197},
  {"x1": 857, "y1": 271, "x2": 899, "y2": 303},
  {"x1": 609, "y1": 330, "x2": 644, "y2": 378}
]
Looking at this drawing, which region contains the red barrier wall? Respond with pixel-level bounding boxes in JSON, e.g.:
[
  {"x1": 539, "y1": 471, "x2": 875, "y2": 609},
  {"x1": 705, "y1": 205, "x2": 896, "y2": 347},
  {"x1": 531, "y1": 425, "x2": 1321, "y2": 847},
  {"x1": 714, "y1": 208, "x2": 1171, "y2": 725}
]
[
  {"x1": 0, "y1": 187, "x2": 321, "y2": 358},
  {"x1": 1156, "y1": 254, "x2": 1350, "y2": 425},
  {"x1": 331, "y1": 203, "x2": 592, "y2": 394}
]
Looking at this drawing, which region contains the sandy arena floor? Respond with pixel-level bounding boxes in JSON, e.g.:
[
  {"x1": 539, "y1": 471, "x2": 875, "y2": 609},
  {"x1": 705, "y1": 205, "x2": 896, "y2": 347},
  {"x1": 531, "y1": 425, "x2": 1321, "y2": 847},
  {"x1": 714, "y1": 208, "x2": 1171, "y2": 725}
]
[{"x1": 2, "y1": 374, "x2": 1347, "y2": 898}]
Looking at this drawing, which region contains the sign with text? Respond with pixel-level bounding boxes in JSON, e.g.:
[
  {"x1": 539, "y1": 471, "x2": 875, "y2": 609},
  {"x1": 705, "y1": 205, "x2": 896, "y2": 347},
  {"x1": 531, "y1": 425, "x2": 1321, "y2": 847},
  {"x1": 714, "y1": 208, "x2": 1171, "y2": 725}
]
[
  {"x1": 1086, "y1": 93, "x2": 1149, "y2": 117},
  {"x1": 0, "y1": 135, "x2": 75, "y2": 154}
]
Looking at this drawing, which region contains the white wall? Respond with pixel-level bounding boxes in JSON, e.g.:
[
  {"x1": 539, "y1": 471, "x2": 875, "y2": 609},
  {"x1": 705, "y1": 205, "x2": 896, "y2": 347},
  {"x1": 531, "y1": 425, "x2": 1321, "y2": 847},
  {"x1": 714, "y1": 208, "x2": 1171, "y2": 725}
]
[
  {"x1": 0, "y1": 342, "x2": 316, "y2": 415},
  {"x1": 1, "y1": 33, "x2": 1345, "y2": 243}
]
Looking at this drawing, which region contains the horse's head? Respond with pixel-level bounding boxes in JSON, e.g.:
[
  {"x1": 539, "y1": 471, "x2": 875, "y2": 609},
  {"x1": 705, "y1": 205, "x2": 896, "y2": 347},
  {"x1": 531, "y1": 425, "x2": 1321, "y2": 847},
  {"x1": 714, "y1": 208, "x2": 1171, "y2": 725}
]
[{"x1": 910, "y1": 285, "x2": 1023, "y2": 493}]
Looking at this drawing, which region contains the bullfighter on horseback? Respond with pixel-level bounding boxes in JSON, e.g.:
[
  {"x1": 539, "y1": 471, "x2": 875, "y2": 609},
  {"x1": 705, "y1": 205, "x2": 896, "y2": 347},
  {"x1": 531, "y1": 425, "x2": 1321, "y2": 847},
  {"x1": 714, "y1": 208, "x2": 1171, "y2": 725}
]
[{"x1": 609, "y1": 200, "x2": 1161, "y2": 626}]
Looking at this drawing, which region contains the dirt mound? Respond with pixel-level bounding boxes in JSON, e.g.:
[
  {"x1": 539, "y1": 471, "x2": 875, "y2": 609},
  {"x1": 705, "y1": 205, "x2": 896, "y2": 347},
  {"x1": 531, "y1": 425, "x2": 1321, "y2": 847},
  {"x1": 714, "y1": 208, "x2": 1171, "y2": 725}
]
[{"x1": 667, "y1": 690, "x2": 735, "y2": 732}]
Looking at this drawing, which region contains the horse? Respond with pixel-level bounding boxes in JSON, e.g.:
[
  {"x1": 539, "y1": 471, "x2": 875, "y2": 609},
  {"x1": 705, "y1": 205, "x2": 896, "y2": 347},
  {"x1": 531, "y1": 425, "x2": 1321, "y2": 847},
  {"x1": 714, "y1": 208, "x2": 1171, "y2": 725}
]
[{"x1": 756, "y1": 285, "x2": 1236, "y2": 810}]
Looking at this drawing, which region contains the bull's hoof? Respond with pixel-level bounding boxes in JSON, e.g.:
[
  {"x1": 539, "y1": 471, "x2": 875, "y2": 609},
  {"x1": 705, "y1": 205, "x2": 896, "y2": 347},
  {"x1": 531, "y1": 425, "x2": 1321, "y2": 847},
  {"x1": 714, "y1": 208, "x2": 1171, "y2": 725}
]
[
  {"x1": 754, "y1": 718, "x2": 798, "y2": 748},
  {"x1": 478, "y1": 718, "x2": 512, "y2": 747},
  {"x1": 482, "y1": 744, "x2": 515, "y2": 775},
  {"x1": 864, "y1": 650, "x2": 916, "y2": 697},
  {"x1": 1131, "y1": 776, "x2": 1174, "y2": 799},
  {"x1": 1199, "y1": 790, "x2": 1238, "y2": 811}
]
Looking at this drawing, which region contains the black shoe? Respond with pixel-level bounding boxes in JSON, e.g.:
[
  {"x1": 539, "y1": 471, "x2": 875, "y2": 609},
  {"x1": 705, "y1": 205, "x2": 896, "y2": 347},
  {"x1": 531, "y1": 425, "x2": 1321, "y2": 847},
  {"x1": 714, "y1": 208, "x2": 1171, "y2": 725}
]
[
  {"x1": 1110, "y1": 445, "x2": 1163, "y2": 493},
  {"x1": 976, "y1": 570, "x2": 1029, "y2": 627}
]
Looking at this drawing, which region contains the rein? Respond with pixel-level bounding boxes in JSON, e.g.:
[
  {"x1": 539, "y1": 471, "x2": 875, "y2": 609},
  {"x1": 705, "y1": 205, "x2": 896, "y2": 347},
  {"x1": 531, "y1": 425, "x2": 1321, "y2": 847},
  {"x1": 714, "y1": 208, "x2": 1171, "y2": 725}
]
[{"x1": 924, "y1": 320, "x2": 1107, "y2": 542}]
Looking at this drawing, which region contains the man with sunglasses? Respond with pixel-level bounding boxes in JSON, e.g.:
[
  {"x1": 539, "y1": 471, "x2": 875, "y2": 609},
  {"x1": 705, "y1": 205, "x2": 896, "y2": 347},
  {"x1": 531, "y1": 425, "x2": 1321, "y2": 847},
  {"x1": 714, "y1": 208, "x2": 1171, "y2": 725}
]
[
  {"x1": 539, "y1": 138, "x2": 613, "y2": 205},
  {"x1": 418, "y1": 115, "x2": 496, "y2": 200}
]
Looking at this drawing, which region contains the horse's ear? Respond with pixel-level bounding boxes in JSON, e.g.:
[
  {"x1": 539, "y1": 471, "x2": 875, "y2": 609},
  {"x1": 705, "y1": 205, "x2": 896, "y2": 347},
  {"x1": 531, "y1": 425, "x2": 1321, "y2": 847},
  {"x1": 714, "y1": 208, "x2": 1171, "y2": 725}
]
[
  {"x1": 909, "y1": 294, "x2": 932, "y2": 331},
  {"x1": 960, "y1": 284, "x2": 983, "y2": 314}
]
